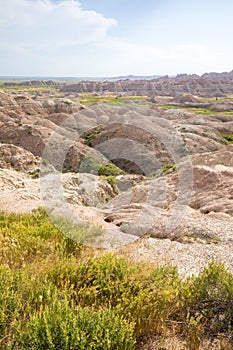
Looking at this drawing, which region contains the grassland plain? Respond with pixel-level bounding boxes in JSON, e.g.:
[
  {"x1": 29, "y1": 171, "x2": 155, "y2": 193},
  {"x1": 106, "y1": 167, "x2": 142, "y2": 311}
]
[
  {"x1": 79, "y1": 94, "x2": 148, "y2": 107},
  {"x1": 0, "y1": 209, "x2": 233, "y2": 349},
  {"x1": 160, "y1": 104, "x2": 233, "y2": 116}
]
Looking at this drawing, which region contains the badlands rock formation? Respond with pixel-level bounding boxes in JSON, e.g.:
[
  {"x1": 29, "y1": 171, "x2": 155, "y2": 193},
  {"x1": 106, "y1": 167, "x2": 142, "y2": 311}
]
[
  {"x1": 0, "y1": 85, "x2": 233, "y2": 275},
  {"x1": 61, "y1": 70, "x2": 233, "y2": 97},
  {"x1": 2, "y1": 80, "x2": 61, "y2": 87}
]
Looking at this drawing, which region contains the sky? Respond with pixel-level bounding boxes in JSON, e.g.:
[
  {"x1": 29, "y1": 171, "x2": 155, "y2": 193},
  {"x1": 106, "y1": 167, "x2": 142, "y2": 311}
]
[{"x1": 0, "y1": 0, "x2": 233, "y2": 77}]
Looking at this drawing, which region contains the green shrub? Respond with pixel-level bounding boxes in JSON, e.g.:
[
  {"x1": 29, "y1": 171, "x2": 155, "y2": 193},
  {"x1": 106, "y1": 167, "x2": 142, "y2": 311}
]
[
  {"x1": 117, "y1": 264, "x2": 181, "y2": 336},
  {"x1": 78, "y1": 155, "x2": 125, "y2": 177},
  {"x1": 48, "y1": 254, "x2": 134, "y2": 305},
  {"x1": 98, "y1": 163, "x2": 125, "y2": 176},
  {"x1": 81, "y1": 126, "x2": 104, "y2": 146},
  {"x1": 181, "y1": 262, "x2": 233, "y2": 336},
  {"x1": 28, "y1": 170, "x2": 39, "y2": 179},
  {"x1": 221, "y1": 132, "x2": 233, "y2": 144},
  {"x1": 1, "y1": 211, "x2": 233, "y2": 348},
  {"x1": 17, "y1": 298, "x2": 135, "y2": 350},
  {"x1": 162, "y1": 164, "x2": 177, "y2": 173},
  {"x1": 0, "y1": 267, "x2": 61, "y2": 347},
  {"x1": 48, "y1": 255, "x2": 181, "y2": 337},
  {"x1": 0, "y1": 208, "x2": 84, "y2": 267},
  {"x1": 100, "y1": 175, "x2": 118, "y2": 191},
  {"x1": 78, "y1": 155, "x2": 101, "y2": 174},
  {"x1": 0, "y1": 266, "x2": 21, "y2": 335}
]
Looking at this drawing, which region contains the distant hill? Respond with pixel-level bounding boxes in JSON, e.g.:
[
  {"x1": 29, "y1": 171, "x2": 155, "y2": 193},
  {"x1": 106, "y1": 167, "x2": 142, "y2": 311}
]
[
  {"x1": 0, "y1": 75, "x2": 164, "y2": 84},
  {"x1": 1, "y1": 71, "x2": 233, "y2": 83},
  {"x1": 110, "y1": 75, "x2": 164, "y2": 81}
]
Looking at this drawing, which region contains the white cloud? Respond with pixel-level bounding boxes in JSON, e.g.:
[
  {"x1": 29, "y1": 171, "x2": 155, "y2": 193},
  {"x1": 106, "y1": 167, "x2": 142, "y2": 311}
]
[{"x1": 0, "y1": 0, "x2": 117, "y2": 50}]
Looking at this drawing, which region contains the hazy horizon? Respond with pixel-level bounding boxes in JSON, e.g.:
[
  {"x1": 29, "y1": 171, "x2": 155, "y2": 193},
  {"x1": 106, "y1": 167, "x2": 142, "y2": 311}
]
[{"x1": 0, "y1": 70, "x2": 232, "y2": 81}]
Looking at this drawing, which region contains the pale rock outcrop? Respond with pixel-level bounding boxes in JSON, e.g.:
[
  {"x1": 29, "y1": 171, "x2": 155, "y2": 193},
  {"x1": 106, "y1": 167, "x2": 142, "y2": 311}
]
[{"x1": 0, "y1": 143, "x2": 40, "y2": 172}]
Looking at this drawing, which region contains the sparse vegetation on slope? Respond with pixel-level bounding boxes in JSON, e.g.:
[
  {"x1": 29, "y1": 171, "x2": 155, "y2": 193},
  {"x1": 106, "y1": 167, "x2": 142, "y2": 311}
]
[
  {"x1": 98, "y1": 163, "x2": 126, "y2": 176},
  {"x1": 79, "y1": 155, "x2": 125, "y2": 178},
  {"x1": 79, "y1": 94, "x2": 147, "y2": 107},
  {"x1": 0, "y1": 210, "x2": 233, "y2": 349},
  {"x1": 81, "y1": 126, "x2": 105, "y2": 146},
  {"x1": 221, "y1": 131, "x2": 233, "y2": 144},
  {"x1": 160, "y1": 104, "x2": 233, "y2": 115}
]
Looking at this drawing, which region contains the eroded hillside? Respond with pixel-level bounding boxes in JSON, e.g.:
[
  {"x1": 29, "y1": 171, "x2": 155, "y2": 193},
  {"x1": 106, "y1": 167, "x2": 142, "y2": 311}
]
[{"x1": 0, "y1": 82, "x2": 233, "y2": 275}]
